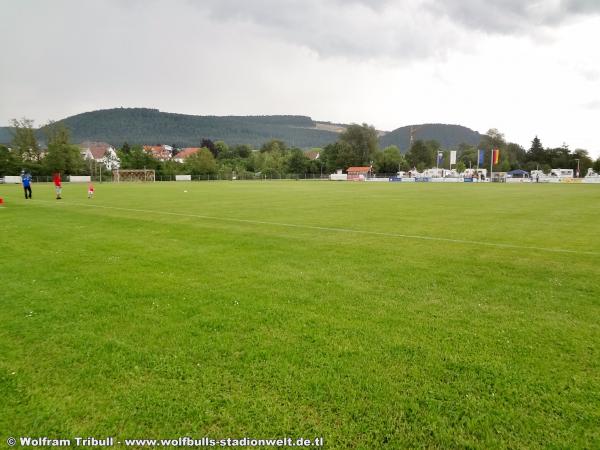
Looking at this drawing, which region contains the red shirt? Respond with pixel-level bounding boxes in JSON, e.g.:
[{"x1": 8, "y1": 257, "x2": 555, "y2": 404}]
[{"x1": 53, "y1": 174, "x2": 61, "y2": 187}]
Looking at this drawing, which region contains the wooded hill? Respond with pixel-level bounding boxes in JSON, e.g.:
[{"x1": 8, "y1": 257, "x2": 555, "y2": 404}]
[
  {"x1": 1, "y1": 108, "x2": 484, "y2": 151},
  {"x1": 379, "y1": 124, "x2": 483, "y2": 150},
  {"x1": 42, "y1": 108, "x2": 339, "y2": 149}
]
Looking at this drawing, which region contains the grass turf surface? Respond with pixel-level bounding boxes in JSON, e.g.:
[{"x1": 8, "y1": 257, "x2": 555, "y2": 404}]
[{"x1": 1, "y1": 181, "x2": 599, "y2": 448}]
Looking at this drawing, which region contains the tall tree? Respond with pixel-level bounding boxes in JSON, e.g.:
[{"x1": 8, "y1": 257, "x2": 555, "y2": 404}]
[
  {"x1": 214, "y1": 141, "x2": 229, "y2": 159},
  {"x1": 485, "y1": 128, "x2": 506, "y2": 150},
  {"x1": 0, "y1": 145, "x2": 19, "y2": 176},
  {"x1": 571, "y1": 149, "x2": 593, "y2": 177},
  {"x1": 339, "y1": 123, "x2": 378, "y2": 165},
  {"x1": 234, "y1": 144, "x2": 252, "y2": 159},
  {"x1": 200, "y1": 138, "x2": 217, "y2": 158},
  {"x1": 547, "y1": 144, "x2": 570, "y2": 169},
  {"x1": 527, "y1": 136, "x2": 545, "y2": 164},
  {"x1": 374, "y1": 145, "x2": 407, "y2": 173},
  {"x1": 11, "y1": 118, "x2": 41, "y2": 162},
  {"x1": 120, "y1": 145, "x2": 157, "y2": 169},
  {"x1": 505, "y1": 142, "x2": 527, "y2": 169},
  {"x1": 286, "y1": 148, "x2": 308, "y2": 174},
  {"x1": 260, "y1": 139, "x2": 288, "y2": 154},
  {"x1": 406, "y1": 140, "x2": 435, "y2": 169},
  {"x1": 478, "y1": 128, "x2": 507, "y2": 167},
  {"x1": 186, "y1": 148, "x2": 217, "y2": 175},
  {"x1": 121, "y1": 142, "x2": 131, "y2": 155},
  {"x1": 458, "y1": 143, "x2": 477, "y2": 168},
  {"x1": 43, "y1": 122, "x2": 84, "y2": 175}
]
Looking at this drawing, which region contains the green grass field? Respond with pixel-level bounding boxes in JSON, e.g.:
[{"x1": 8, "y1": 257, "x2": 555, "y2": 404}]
[{"x1": 1, "y1": 181, "x2": 599, "y2": 449}]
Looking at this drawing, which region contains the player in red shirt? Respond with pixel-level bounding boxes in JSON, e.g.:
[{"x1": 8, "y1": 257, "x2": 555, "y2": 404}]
[
  {"x1": 88, "y1": 183, "x2": 94, "y2": 199},
  {"x1": 53, "y1": 172, "x2": 62, "y2": 199}
]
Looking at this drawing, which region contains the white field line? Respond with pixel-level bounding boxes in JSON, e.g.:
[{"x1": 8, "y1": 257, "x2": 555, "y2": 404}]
[{"x1": 31, "y1": 199, "x2": 600, "y2": 257}]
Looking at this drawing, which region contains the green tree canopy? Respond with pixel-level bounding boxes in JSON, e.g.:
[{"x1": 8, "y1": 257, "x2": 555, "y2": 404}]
[
  {"x1": 527, "y1": 136, "x2": 545, "y2": 164},
  {"x1": 0, "y1": 145, "x2": 19, "y2": 176},
  {"x1": 406, "y1": 140, "x2": 436, "y2": 168},
  {"x1": 458, "y1": 143, "x2": 477, "y2": 167},
  {"x1": 260, "y1": 139, "x2": 288, "y2": 154},
  {"x1": 572, "y1": 149, "x2": 593, "y2": 177},
  {"x1": 374, "y1": 145, "x2": 407, "y2": 173},
  {"x1": 43, "y1": 122, "x2": 84, "y2": 175},
  {"x1": 119, "y1": 145, "x2": 158, "y2": 170},
  {"x1": 11, "y1": 118, "x2": 41, "y2": 162},
  {"x1": 185, "y1": 148, "x2": 217, "y2": 175},
  {"x1": 339, "y1": 123, "x2": 378, "y2": 166},
  {"x1": 286, "y1": 148, "x2": 308, "y2": 174}
]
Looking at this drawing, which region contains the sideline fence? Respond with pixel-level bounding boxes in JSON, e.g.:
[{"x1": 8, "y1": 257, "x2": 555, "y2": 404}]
[{"x1": 2, "y1": 173, "x2": 594, "y2": 183}]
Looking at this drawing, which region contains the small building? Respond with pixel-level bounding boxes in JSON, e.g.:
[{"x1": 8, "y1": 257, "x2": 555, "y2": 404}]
[
  {"x1": 506, "y1": 169, "x2": 530, "y2": 183},
  {"x1": 346, "y1": 166, "x2": 372, "y2": 181},
  {"x1": 173, "y1": 147, "x2": 200, "y2": 163},
  {"x1": 506, "y1": 169, "x2": 529, "y2": 178},
  {"x1": 79, "y1": 141, "x2": 120, "y2": 169},
  {"x1": 143, "y1": 145, "x2": 173, "y2": 161}
]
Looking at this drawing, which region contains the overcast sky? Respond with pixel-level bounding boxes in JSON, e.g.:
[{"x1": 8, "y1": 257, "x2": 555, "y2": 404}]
[{"x1": 1, "y1": 0, "x2": 599, "y2": 156}]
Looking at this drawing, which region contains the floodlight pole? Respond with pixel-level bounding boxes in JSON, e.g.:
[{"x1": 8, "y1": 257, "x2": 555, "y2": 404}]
[
  {"x1": 490, "y1": 149, "x2": 493, "y2": 183},
  {"x1": 574, "y1": 158, "x2": 580, "y2": 178}
]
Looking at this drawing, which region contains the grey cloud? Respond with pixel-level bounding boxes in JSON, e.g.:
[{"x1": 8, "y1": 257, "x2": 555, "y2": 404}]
[
  {"x1": 192, "y1": 0, "x2": 600, "y2": 59},
  {"x1": 425, "y1": 0, "x2": 600, "y2": 34},
  {"x1": 563, "y1": 0, "x2": 600, "y2": 14},
  {"x1": 193, "y1": 0, "x2": 459, "y2": 60}
]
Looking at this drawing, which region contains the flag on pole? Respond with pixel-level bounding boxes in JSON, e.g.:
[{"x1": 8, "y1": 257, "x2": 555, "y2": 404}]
[
  {"x1": 492, "y1": 148, "x2": 500, "y2": 165},
  {"x1": 477, "y1": 149, "x2": 485, "y2": 166},
  {"x1": 450, "y1": 150, "x2": 457, "y2": 165},
  {"x1": 437, "y1": 152, "x2": 443, "y2": 165}
]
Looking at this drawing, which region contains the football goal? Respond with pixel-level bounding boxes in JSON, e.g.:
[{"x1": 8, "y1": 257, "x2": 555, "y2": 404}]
[{"x1": 112, "y1": 169, "x2": 155, "y2": 182}]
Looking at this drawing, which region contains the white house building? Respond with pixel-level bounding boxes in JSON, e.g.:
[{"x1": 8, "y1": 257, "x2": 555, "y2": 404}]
[{"x1": 79, "y1": 141, "x2": 120, "y2": 169}]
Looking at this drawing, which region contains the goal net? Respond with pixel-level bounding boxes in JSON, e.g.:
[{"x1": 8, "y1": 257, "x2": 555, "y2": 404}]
[{"x1": 112, "y1": 169, "x2": 155, "y2": 182}]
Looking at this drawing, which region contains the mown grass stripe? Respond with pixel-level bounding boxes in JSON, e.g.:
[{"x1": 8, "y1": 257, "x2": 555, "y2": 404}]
[{"x1": 30, "y1": 199, "x2": 600, "y2": 257}]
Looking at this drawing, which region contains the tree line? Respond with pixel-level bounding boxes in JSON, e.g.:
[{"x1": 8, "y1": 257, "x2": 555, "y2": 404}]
[
  {"x1": 1, "y1": 119, "x2": 599, "y2": 178},
  {"x1": 320, "y1": 125, "x2": 599, "y2": 176}
]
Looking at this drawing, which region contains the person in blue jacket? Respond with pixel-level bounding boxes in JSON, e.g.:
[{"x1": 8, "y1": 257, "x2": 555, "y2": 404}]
[{"x1": 22, "y1": 171, "x2": 32, "y2": 199}]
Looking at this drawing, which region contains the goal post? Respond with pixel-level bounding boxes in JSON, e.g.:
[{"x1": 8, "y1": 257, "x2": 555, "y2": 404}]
[{"x1": 112, "y1": 169, "x2": 155, "y2": 182}]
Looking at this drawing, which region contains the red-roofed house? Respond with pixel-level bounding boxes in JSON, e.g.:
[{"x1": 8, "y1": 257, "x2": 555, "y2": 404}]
[
  {"x1": 346, "y1": 166, "x2": 372, "y2": 181},
  {"x1": 79, "y1": 141, "x2": 120, "y2": 169},
  {"x1": 143, "y1": 145, "x2": 173, "y2": 161},
  {"x1": 173, "y1": 147, "x2": 200, "y2": 163}
]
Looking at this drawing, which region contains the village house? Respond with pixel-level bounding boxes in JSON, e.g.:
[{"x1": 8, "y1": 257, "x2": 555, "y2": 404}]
[
  {"x1": 173, "y1": 147, "x2": 200, "y2": 163},
  {"x1": 79, "y1": 141, "x2": 120, "y2": 169},
  {"x1": 143, "y1": 145, "x2": 173, "y2": 161}
]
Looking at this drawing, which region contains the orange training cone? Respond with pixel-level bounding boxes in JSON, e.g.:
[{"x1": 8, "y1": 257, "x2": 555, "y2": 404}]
[{"x1": 0, "y1": 197, "x2": 4, "y2": 205}]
